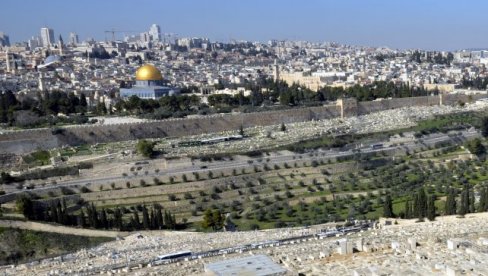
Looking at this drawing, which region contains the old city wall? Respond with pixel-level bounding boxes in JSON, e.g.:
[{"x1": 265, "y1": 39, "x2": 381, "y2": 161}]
[
  {"x1": 441, "y1": 93, "x2": 487, "y2": 105},
  {"x1": 0, "y1": 105, "x2": 340, "y2": 154},
  {"x1": 54, "y1": 104, "x2": 341, "y2": 145},
  {"x1": 356, "y1": 96, "x2": 441, "y2": 115},
  {"x1": 0, "y1": 94, "x2": 486, "y2": 155},
  {"x1": 0, "y1": 129, "x2": 58, "y2": 155}
]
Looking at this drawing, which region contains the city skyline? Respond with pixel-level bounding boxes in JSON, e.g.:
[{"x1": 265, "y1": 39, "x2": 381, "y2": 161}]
[{"x1": 1, "y1": 0, "x2": 487, "y2": 51}]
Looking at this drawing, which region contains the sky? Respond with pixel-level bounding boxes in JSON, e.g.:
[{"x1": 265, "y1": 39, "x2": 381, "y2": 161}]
[{"x1": 1, "y1": 0, "x2": 486, "y2": 51}]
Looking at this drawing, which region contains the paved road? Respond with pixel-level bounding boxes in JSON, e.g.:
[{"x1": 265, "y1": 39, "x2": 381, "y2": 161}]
[
  {"x1": 84, "y1": 221, "x2": 374, "y2": 274},
  {"x1": 1, "y1": 129, "x2": 479, "y2": 199}
]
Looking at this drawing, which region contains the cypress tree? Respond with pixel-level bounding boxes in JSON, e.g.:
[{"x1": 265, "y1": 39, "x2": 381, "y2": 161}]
[
  {"x1": 93, "y1": 204, "x2": 100, "y2": 228},
  {"x1": 142, "y1": 206, "x2": 150, "y2": 230},
  {"x1": 56, "y1": 201, "x2": 63, "y2": 224},
  {"x1": 133, "y1": 211, "x2": 141, "y2": 229},
  {"x1": 150, "y1": 209, "x2": 156, "y2": 230},
  {"x1": 163, "y1": 210, "x2": 176, "y2": 229},
  {"x1": 156, "y1": 209, "x2": 163, "y2": 229},
  {"x1": 113, "y1": 207, "x2": 123, "y2": 230},
  {"x1": 413, "y1": 194, "x2": 420, "y2": 219},
  {"x1": 404, "y1": 200, "x2": 411, "y2": 219},
  {"x1": 427, "y1": 195, "x2": 436, "y2": 221},
  {"x1": 100, "y1": 209, "x2": 108, "y2": 229},
  {"x1": 50, "y1": 202, "x2": 58, "y2": 223},
  {"x1": 484, "y1": 187, "x2": 488, "y2": 211},
  {"x1": 164, "y1": 211, "x2": 172, "y2": 229},
  {"x1": 383, "y1": 195, "x2": 394, "y2": 218},
  {"x1": 459, "y1": 189, "x2": 468, "y2": 216},
  {"x1": 84, "y1": 207, "x2": 92, "y2": 226},
  {"x1": 445, "y1": 189, "x2": 457, "y2": 215},
  {"x1": 479, "y1": 187, "x2": 488, "y2": 212},
  {"x1": 409, "y1": 200, "x2": 414, "y2": 219},
  {"x1": 61, "y1": 199, "x2": 68, "y2": 225},
  {"x1": 61, "y1": 198, "x2": 67, "y2": 212},
  {"x1": 87, "y1": 203, "x2": 100, "y2": 228},
  {"x1": 418, "y1": 188, "x2": 428, "y2": 218},
  {"x1": 469, "y1": 187, "x2": 475, "y2": 213},
  {"x1": 463, "y1": 185, "x2": 471, "y2": 215},
  {"x1": 172, "y1": 214, "x2": 177, "y2": 229},
  {"x1": 78, "y1": 209, "x2": 86, "y2": 227},
  {"x1": 478, "y1": 188, "x2": 486, "y2": 212}
]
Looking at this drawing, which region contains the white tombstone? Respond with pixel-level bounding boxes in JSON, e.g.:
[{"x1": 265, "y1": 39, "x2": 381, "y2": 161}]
[
  {"x1": 434, "y1": 263, "x2": 445, "y2": 270},
  {"x1": 407, "y1": 238, "x2": 417, "y2": 249},
  {"x1": 447, "y1": 240, "x2": 458, "y2": 250},
  {"x1": 356, "y1": 238, "x2": 364, "y2": 252},
  {"x1": 338, "y1": 239, "x2": 353, "y2": 255},
  {"x1": 446, "y1": 266, "x2": 460, "y2": 276},
  {"x1": 319, "y1": 251, "x2": 329, "y2": 258}
]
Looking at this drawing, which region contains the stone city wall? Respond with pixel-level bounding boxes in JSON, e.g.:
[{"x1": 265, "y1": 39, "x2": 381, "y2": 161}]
[
  {"x1": 44, "y1": 104, "x2": 341, "y2": 147},
  {"x1": 0, "y1": 94, "x2": 486, "y2": 155},
  {"x1": 356, "y1": 96, "x2": 440, "y2": 115}
]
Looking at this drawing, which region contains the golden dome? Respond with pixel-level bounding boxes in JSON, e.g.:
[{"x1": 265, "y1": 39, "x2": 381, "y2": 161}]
[{"x1": 135, "y1": 64, "x2": 163, "y2": 81}]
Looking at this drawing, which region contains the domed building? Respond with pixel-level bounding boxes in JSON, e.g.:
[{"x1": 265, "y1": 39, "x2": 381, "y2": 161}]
[{"x1": 120, "y1": 64, "x2": 180, "y2": 99}]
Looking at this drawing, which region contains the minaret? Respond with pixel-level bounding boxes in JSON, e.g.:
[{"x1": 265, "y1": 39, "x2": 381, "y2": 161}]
[
  {"x1": 273, "y1": 59, "x2": 280, "y2": 82},
  {"x1": 5, "y1": 50, "x2": 10, "y2": 73}
]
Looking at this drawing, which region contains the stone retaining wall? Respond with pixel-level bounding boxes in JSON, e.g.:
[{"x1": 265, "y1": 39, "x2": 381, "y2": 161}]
[{"x1": 0, "y1": 94, "x2": 485, "y2": 155}]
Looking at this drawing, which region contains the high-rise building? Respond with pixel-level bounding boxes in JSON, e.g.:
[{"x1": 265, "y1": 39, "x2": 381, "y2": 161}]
[
  {"x1": 40, "y1": 27, "x2": 55, "y2": 47},
  {"x1": 69, "y1": 32, "x2": 79, "y2": 46},
  {"x1": 0, "y1": 32, "x2": 10, "y2": 47},
  {"x1": 28, "y1": 36, "x2": 39, "y2": 49},
  {"x1": 149, "y1": 24, "x2": 161, "y2": 41},
  {"x1": 140, "y1": 32, "x2": 151, "y2": 43}
]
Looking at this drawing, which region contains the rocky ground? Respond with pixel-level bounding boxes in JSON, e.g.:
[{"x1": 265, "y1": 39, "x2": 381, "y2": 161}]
[
  {"x1": 157, "y1": 101, "x2": 488, "y2": 157},
  {"x1": 2, "y1": 213, "x2": 488, "y2": 275}
]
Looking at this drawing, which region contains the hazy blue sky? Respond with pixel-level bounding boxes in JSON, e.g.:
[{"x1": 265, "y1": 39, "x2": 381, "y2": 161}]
[{"x1": 1, "y1": 0, "x2": 486, "y2": 50}]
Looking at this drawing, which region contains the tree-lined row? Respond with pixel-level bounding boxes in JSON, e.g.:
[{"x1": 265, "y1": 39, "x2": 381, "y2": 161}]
[
  {"x1": 16, "y1": 195, "x2": 179, "y2": 231},
  {"x1": 0, "y1": 90, "x2": 88, "y2": 125},
  {"x1": 210, "y1": 80, "x2": 434, "y2": 106}
]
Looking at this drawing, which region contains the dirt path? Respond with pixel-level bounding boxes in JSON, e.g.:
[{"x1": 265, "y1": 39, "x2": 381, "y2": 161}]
[{"x1": 0, "y1": 220, "x2": 129, "y2": 238}]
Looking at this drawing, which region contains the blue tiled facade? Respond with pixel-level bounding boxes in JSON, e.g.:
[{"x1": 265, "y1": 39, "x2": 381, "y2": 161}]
[{"x1": 120, "y1": 80, "x2": 180, "y2": 99}]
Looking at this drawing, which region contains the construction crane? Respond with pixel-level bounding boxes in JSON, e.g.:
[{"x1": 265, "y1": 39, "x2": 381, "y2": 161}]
[{"x1": 104, "y1": 29, "x2": 140, "y2": 42}]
